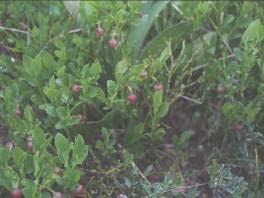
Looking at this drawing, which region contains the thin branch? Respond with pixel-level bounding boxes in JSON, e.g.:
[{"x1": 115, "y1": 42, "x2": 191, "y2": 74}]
[
  {"x1": 0, "y1": 26, "x2": 31, "y2": 36},
  {"x1": 131, "y1": 161, "x2": 151, "y2": 185},
  {"x1": 159, "y1": 182, "x2": 208, "y2": 194},
  {"x1": 49, "y1": 28, "x2": 82, "y2": 42},
  {"x1": 209, "y1": 17, "x2": 233, "y2": 55},
  {"x1": 191, "y1": 54, "x2": 236, "y2": 72},
  {"x1": 68, "y1": 28, "x2": 82, "y2": 33},
  {"x1": 180, "y1": 95, "x2": 202, "y2": 104}
]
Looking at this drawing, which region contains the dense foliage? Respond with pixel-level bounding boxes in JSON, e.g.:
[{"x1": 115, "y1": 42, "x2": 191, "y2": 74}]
[{"x1": 0, "y1": 1, "x2": 263, "y2": 197}]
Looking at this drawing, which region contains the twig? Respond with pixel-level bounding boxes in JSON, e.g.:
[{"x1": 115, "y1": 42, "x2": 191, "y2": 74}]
[
  {"x1": 191, "y1": 63, "x2": 208, "y2": 72},
  {"x1": 158, "y1": 182, "x2": 208, "y2": 194},
  {"x1": 118, "y1": 146, "x2": 151, "y2": 185},
  {"x1": 209, "y1": 17, "x2": 233, "y2": 55},
  {"x1": 49, "y1": 28, "x2": 82, "y2": 42},
  {"x1": 180, "y1": 95, "x2": 202, "y2": 104},
  {"x1": 104, "y1": 164, "x2": 122, "y2": 175},
  {"x1": 69, "y1": 28, "x2": 82, "y2": 33},
  {"x1": 191, "y1": 54, "x2": 236, "y2": 72},
  {"x1": 0, "y1": 26, "x2": 31, "y2": 36},
  {"x1": 131, "y1": 161, "x2": 151, "y2": 185}
]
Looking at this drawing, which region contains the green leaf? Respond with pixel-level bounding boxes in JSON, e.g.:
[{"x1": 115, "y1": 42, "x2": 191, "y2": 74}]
[
  {"x1": 122, "y1": 150, "x2": 134, "y2": 168},
  {"x1": 195, "y1": 2, "x2": 210, "y2": 16},
  {"x1": 44, "y1": 86, "x2": 61, "y2": 102},
  {"x1": 72, "y1": 135, "x2": 89, "y2": 166},
  {"x1": 125, "y1": 120, "x2": 145, "y2": 145},
  {"x1": 193, "y1": 2, "x2": 210, "y2": 27},
  {"x1": 107, "y1": 80, "x2": 118, "y2": 98},
  {"x1": 23, "y1": 155, "x2": 34, "y2": 174},
  {"x1": 55, "y1": 120, "x2": 68, "y2": 129},
  {"x1": 174, "y1": 130, "x2": 194, "y2": 150},
  {"x1": 95, "y1": 140, "x2": 104, "y2": 151},
  {"x1": 203, "y1": 61, "x2": 221, "y2": 83},
  {"x1": 39, "y1": 104, "x2": 57, "y2": 117},
  {"x1": 0, "y1": 147, "x2": 10, "y2": 165},
  {"x1": 89, "y1": 61, "x2": 102, "y2": 80},
  {"x1": 56, "y1": 106, "x2": 68, "y2": 120},
  {"x1": 115, "y1": 59, "x2": 128, "y2": 82},
  {"x1": 64, "y1": 1, "x2": 80, "y2": 17},
  {"x1": 31, "y1": 95, "x2": 43, "y2": 105},
  {"x1": 32, "y1": 127, "x2": 49, "y2": 151},
  {"x1": 82, "y1": 86, "x2": 99, "y2": 99},
  {"x1": 24, "y1": 105, "x2": 34, "y2": 124},
  {"x1": 66, "y1": 116, "x2": 81, "y2": 127},
  {"x1": 102, "y1": 128, "x2": 110, "y2": 143},
  {"x1": 23, "y1": 56, "x2": 44, "y2": 87},
  {"x1": 127, "y1": 1, "x2": 170, "y2": 58},
  {"x1": 152, "y1": 128, "x2": 166, "y2": 141},
  {"x1": 242, "y1": 19, "x2": 264, "y2": 48},
  {"x1": 81, "y1": 64, "x2": 90, "y2": 79},
  {"x1": 95, "y1": 128, "x2": 115, "y2": 155},
  {"x1": 0, "y1": 167, "x2": 17, "y2": 190},
  {"x1": 153, "y1": 91, "x2": 163, "y2": 114},
  {"x1": 55, "y1": 49, "x2": 66, "y2": 61},
  {"x1": 54, "y1": 39, "x2": 64, "y2": 49},
  {"x1": 42, "y1": 52, "x2": 57, "y2": 73},
  {"x1": 55, "y1": 133, "x2": 72, "y2": 167},
  {"x1": 63, "y1": 167, "x2": 81, "y2": 188},
  {"x1": 79, "y1": 1, "x2": 96, "y2": 22},
  {"x1": 32, "y1": 151, "x2": 53, "y2": 183},
  {"x1": 12, "y1": 147, "x2": 27, "y2": 168},
  {"x1": 141, "y1": 22, "x2": 191, "y2": 58},
  {"x1": 33, "y1": 152, "x2": 41, "y2": 180},
  {"x1": 157, "y1": 102, "x2": 169, "y2": 119},
  {"x1": 22, "y1": 183, "x2": 40, "y2": 198},
  {"x1": 244, "y1": 103, "x2": 260, "y2": 124},
  {"x1": 159, "y1": 46, "x2": 171, "y2": 64},
  {"x1": 222, "y1": 103, "x2": 241, "y2": 121}
]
